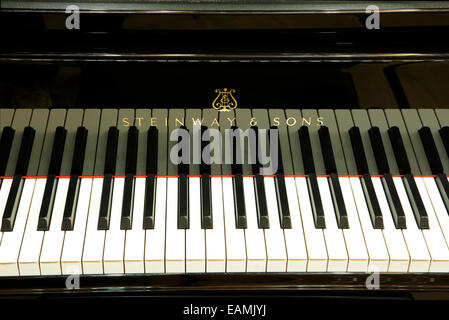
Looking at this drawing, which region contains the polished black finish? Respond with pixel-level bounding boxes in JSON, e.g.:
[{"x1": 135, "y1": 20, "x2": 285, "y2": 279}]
[
  {"x1": 98, "y1": 173, "x2": 114, "y2": 230},
  {"x1": 436, "y1": 173, "x2": 449, "y2": 215},
  {"x1": 1, "y1": 174, "x2": 24, "y2": 231},
  {"x1": 125, "y1": 126, "x2": 138, "y2": 175},
  {"x1": 254, "y1": 173, "x2": 269, "y2": 229},
  {"x1": 382, "y1": 173, "x2": 407, "y2": 229},
  {"x1": 146, "y1": 126, "x2": 158, "y2": 175},
  {"x1": 404, "y1": 173, "x2": 429, "y2": 229},
  {"x1": 329, "y1": 173, "x2": 349, "y2": 229},
  {"x1": 298, "y1": 126, "x2": 315, "y2": 175},
  {"x1": 143, "y1": 173, "x2": 156, "y2": 229},
  {"x1": 0, "y1": 127, "x2": 15, "y2": 177},
  {"x1": 318, "y1": 126, "x2": 337, "y2": 174},
  {"x1": 200, "y1": 173, "x2": 213, "y2": 229},
  {"x1": 368, "y1": 127, "x2": 390, "y2": 175},
  {"x1": 70, "y1": 127, "x2": 88, "y2": 175},
  {"x1": 37, "y1": 174, "x2": 58, "y2": 231},
  {"x1": 61, "y1": 174, "x2": 81, "y2": 230},
  {"x1": 419, "y1": 126, "x2": 444, "y2": 175},
  {"x1": 104, "y1": 127, "x2": 119, "y2": 175},
  {"x1": 47, "y1": 126, "x2": 67, "y2": 175},
  {"x1": 233, "y1": 173, "x2": 247, "y2": 229},
  {"x1": 360, "y1": 173, "x2": 384, "y2": 229},
  {"x1": 275, "y1": 173, "x2": 291, "y2": 229},
  {"x1": 349, "y1": 127, "x2": 369, "y2": 175},
  {"x1": 15, "y1": 127, "x2": 35, "y2": 176},
  {"x1": 178, "y1": 173, "x2": 189, "y2": 229},
  {"x1": 388, "y1": 126, "x2": 412, "y2": 175},
  {"x1": 307, "y1": 173, "x2": 325, "y2": 229}
]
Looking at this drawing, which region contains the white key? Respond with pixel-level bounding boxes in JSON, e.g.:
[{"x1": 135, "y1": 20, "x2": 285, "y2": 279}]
[
  {"x1": 339, "y1": 178, "x2": 369, "y2": 271},
  {"x1": 82, "y1": 178, "x2": 106, "y2": 274},
  {"x1": 393, "y1": 177, "x2": 430, "y2": 272},
  {"x1": 295, "y1": 177, "x2": 327, "y2": 271},
  {"x1": 415, "y1": 177, "x2": 449, "y2": 271},
  {"x1": 103, "y1": 178, "x2": 126, "y2": 274},
  {"x1": 40, "y1": 178, "x2": 70, "y2": 275},
  {"x1": 243, "y1": 177, "x2": 266, "y2": 272},
  {"x1": 283, "y1": 177, "x2": 307, "y2": 272},
  {"x1": 205, "y1": 177, "x2": 226, "y2": 272},
  {"x1": 222, "y1": 177, "x2": 246, "y2": 272},
  {"x1": 18, "y1": 178, "x2": 46, "y2": 275},
  {"x1": 318, "y1": 177, "x2": 348, "y2": 272},
  {"x1": 62, "y1": 178, "x2": 93, "y2": 275},
  {"x1": 423, "y1": 177, "x2": 449, "y2": 251},
  {"x1": 186, "y1": 177, "x2": 205, "y2": 272},
  {"x1": 349, "y1": 177, "x2": 389, "y2": 271},
  {"x1": 124, "y1": 177, "x2": 145, "y2": 273},
  {"x1": 145, "y1": 178, "x2": 166, "y2": 273},
  {"x1": 372, "y1": 177, "x2": 409, "y2": 272},
  {"x1": 263, "y1": 177, "x2": 287, "y2": 272},
  {"x1": 0, "y1": 179, "x2": 35, "y2": 276},
  {"x1": 165, "y1": 178, "x2": 185, "y2": 273},
  {"x1": 0, "y1": 179, "x2": 13, "y2": 246}
]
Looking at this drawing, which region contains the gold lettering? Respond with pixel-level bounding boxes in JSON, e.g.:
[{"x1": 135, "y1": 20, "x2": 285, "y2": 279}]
[
  {"x1": 286, "y1": 117, "x2": 296, "y2": 127},
  {"x1": 301, "y1": 117, "x2": 311, "y2": 126},
  {"x1": 317, "y1": 117, "x2": 324, "y2": 126},
  {"x1": 227, "y1": 117, "x2": 236, "y2": 126},
  {"x1": 136, "y1": 117, "x2": 143, "y2": 127},
  {"x1": 150, "y1": 117, "x2": 158, "y2": 127},
  {"x1": 192, "y1": 118, "x2": 203, "y2": 126},
  {"x1": 122, "y1": 117, "x2": 130, "y2": 127},
  {"x1": 273, "y1": 117, "x2": 280, "y2": 126},
  {"x1": 210, "y1": 118, "x2": 219, "y2": 127},
  {"x1": 175, "y1": 118, "x2": 184, "y2": 127},
  {"x1": 250, "y1": 117, "x2": 257, "y2": 126}
]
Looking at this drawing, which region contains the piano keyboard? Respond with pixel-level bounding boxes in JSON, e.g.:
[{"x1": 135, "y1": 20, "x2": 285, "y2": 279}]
[{"x1": 1, "y1": 108, "x2": 449, "y2": 276}]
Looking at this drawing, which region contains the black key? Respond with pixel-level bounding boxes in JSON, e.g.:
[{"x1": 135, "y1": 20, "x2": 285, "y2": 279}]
[
  {"x1": 251, "y1": 126, "x2": 260, "y2": 174},
  {"x1": 200, "y1": 125, "x2": 211, "y2": 175},
  {"x1": 1, "y1": 127, "x2": 35, "y2": 231},
  {"x1": 231, "y1": 126, "x2": 242, "y2": 175},
  {"x1": 61, "y1": 127, "x2": 88, "y2": 230},
  {"x1": 0, "y1": 126, "x2": 15, "y2": 176},
  {"x1": 369, "y1": 126, "x2": 406, "y2": 229},
  {"x1": 120, "y1": 173, "x2": 135, "y2": 230},
  {"x1": 98, "y1": 173, "x2": 114, "y2": 230},
  {"x1": 318, "y1": 126, "x2": 337, "y2": 174},
  {"x1": 360, "y1": 173, "x2": 384, "y2": 229},
  {"x1": 275, "y1": 173, "x2": 291, "y2": 229},
  {"x1": 178, "y1": 126, "x2": 189, "y2": 175},
  {"x1": 368, "y1": 127, "x2": 390, "y2": 175},
  {"x1": 121, "y1": 126, "x2": 138, "y2": 230},
  {"x1": 440, "y1": 126, "x2": 449, "y2": 159},
  {"x1": 233, "y1": 173, "x2": 247, "y2": 229},
  {"x1": 388, "y1": 126, "x2": 411, "y2": 175},
  {"x1": 1, "y1": 174, "x2": 24, "y2": 231},
  {"x1": 319, "y1": 126, "x2": 348, "y2": 229},
  {"x1": 349, "y1": 127, "x2": 369, "y2": 175},
  {"x1": 382, "y1": 173, "x2": 406, "y2": 229},
  {"x1": 298, "y1": 126, "x2": 315, "y2": 174},
  {"x1": 200, "y1": 172, "x2": 213, "y2": 229},
  {"x1": 403, "y1": 173, "x2": 429, "y2": 229},
  {"x1": 61, "y1": 174, "x2": 81, "y2": 231},
  {"x1": 146, "y1": 127, "x2": 158, "y2": 174},
  {"x1": 307, "y1": 173, "x2": 325, "y2": 229},
  {"x1": 38, "y1": 127, "x2": 67, "y2": 231},
  {"x1": 104, "y1": 127, "x2": 119, "y2": 174},
  {"x1": 270, "y1": 126, "x2": 284, "y2": 174},
  {"x1": 419, "y1": 126, "x2": 444, "y2": 175},
  {"x1": 436, "y1": 172, "x2": 449, "y2": 215},
  {"x1": 98, "y1": 127, "x2": 119, "y2": 230},
  {"x1": 254, "y1": 173, "x2": 269, "y2": 229},
  {"x1": 349, "y1": 126, "x2": 384, "y2": 229},
  {"x1": 143, "y1": 173, "x2": 156, "y2": 229},
  {"x1": 328, "y1": 173, "x2": 349, "y2": 229},
  {"x1": 178, "y1": 173, "x2": 189, "y2": 229},
  {"x1": 70, "y1": 127, "x2": 88, "y2": 175},
  {"x1": 15, "y1": 126, "x2": 35, "y2": 176},
  {"x1": 37, "y1": 174, "x2": 58, "y2": 231}
]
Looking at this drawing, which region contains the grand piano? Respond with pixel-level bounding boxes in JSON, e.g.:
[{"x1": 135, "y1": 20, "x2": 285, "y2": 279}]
[{"x1": 2, "y1": 0, "x2": 449, "y2": 308}]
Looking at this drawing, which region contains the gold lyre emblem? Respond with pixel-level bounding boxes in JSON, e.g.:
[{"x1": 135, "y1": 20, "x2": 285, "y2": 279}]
[{"x1": 212, "y1": 88, "x2": 238, "y2": 112}]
